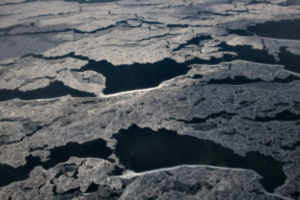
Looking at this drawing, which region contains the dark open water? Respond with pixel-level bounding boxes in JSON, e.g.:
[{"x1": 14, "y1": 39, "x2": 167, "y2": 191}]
[{"x1": 113, "y1": 125, "x2": 286, "y2": 193}]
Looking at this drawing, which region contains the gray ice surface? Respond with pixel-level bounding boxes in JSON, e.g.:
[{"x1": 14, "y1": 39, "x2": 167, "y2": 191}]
[{"x1": 0, "y1": 0, "x2": 300, "y2": 199}]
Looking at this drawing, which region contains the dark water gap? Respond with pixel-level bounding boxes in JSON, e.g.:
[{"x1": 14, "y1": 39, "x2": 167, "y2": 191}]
[
  {"x1": 192, "y1": 74, "x2": 203, "y2": 79},
  {"x1": 173, "y1": 35, "x2": 212, "y2": 51},
  {"x1": 219, "y1": 42, "x2": 300, "y2": 74},
  {"x1": 27, "y1": 52, "x2": 90, "y2": 61},
  {"x1": 113, "y1": 125, "x2": 286, "y2": 193},
  {"x1": 27, "y1": 40, "x2": 298, "y2": 95},
  {"x1": 53, "y1": 163, "x2": 79, "y2": 179},
  {"x1": 0, "y1": 81, "x2": 95, "y2": 102},
  {"x1": 281, "y1": 141, "x2": 300, "y2": 151},
  {"x1": 73, "y1": 59, "x2": 192, "y2": 95},
  {"x1": 52, "y1": 186, "x2": 81, "y2": 198},
  {"x1": 177, "y1": 111, "x2": 236, "y2": 124},
  {"x1": 0, "y1": 138, "x2": 112, "y2": 187},
  {"x1": 85, "y1": 183, "x2": 99, "y2": 193},
  {"x1": 247, "y1": 19, "x2": 300, "y2": 40},
  {"x1": 247, "y1": 1, "x2": 273, "y2": 5},
  {"x1": 226, "y1": 29, "x2": 254, "y2": 36},
  {"x1": 73, "y1": 54, "x2": 237, "y2": 95},
  {"x1": 167, "y1": 24, "x2": 189, "y2": 28},
  {"x1": 26, "y1": 52, "x2": 91, "y2": 61},
  {"x1": 254, "y1": 110, "x2": 300, "y2": 122},
  {"x1": 72, "y1": 40, "x2": 300, "y2": 94},
  {"x1": 5, "y1": 18, "x2": 136, "y2": 37},
  {"x1": 6, "y1": 23, "x2": 117, "y2": 36},
  {"x1": 279, "y1": 0, "x2": 300, "y2": 6},
  {"x1": 198, "y1": 12, "x2": 234, "y2": 17},
  {"x1": 278, "y1": 47, "x2": 300, "y2": 73},
  {"x1": 218, "y1": 42, "x2": 277, "y2": 64},
  {"x1": 207, "y1": 75, "x2": 300, "y2": 85},
  {"x1": 24, "y1": 51, "x2": 222, "y2": 95}
]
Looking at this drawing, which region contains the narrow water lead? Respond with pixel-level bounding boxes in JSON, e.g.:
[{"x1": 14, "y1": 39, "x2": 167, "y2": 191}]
[
  {"x1": 113, "y1": 125, "x2": 286, "y2": 192},
  {"x1": 207, "y1": 75, "x2": 300, "y2": 85}
]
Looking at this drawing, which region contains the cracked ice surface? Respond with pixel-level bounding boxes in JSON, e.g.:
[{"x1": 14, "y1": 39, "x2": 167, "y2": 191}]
[{"x1": 0, "y1": 0, "x2": 300, "y2": 199}]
